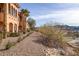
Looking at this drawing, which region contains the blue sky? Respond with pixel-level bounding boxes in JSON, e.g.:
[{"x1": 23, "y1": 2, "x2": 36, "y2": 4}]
[{"x1": 20, "y1": 3, "x2": 79, "y2": 27}]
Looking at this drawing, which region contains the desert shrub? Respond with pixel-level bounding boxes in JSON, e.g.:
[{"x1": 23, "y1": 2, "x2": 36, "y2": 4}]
[
  {"x1": 27, "y1": 29, "x2": 30, "y2": 32},
  {"x1": 17, "y1": 37, "x2": 22, "y2": 42},
  {"x1": 0, "y1": 32, "x2": 3, "y2": 44},
  {"x1": 5, "y1": 42, "x2": 15, "y2": 50},
  {"x1": 73, "y1": 32, "x2": 79, "y2": 38},
  {"x1": 38, "y1": 25, "x2": 66, "y2": 48},
  {"x1": 23, "y1": 32, "x2": 26, "y2": 34}
]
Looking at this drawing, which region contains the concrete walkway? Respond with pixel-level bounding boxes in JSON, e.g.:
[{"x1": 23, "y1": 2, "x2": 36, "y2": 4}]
[{"x1": 0, "y1": 32, "x2": 47, "y2": 56}]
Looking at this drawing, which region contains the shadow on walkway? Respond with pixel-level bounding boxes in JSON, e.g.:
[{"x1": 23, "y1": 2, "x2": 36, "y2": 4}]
[
  {"x1": 32, "y1": 35, "x2": 52, "y2": 48},
  {"x1": 32, "y1": 33, "x2": 63, "y2": 49}
]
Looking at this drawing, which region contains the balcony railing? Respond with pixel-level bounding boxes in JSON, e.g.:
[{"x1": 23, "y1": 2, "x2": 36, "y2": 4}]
[{"x1": 0, "y1": 12, "x2": 4, "y2": 22}]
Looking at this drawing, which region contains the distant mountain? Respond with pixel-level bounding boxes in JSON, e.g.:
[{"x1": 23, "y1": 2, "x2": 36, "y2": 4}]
[{"x1": 54, "y1": 25, "x2": 79, "y2": 32}]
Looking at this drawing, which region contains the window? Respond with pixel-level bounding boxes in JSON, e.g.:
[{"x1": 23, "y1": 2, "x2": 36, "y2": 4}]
[
  {"x1": 11, "y1": 6, "x2": 14, "y2": 16},
  {"x1": 12, "y1": 6, "x2": 14, "y2": 16},
  {"x1": 14, "y1": 24, "x2": 17, "y2": 32},
  {"x1": 15, "y1": 9, "x2": 17, "y2": 17},
  {"x1": 9, "y1": 23, "x2": 13, "y2": 32},
  {"x1": 8, "y1": 5, "x2": 13, "y2": 16},
  {"x1": 8, "y1": 4, "x2": 10, "y2": 14},
  {"x1": 8, "y1": 4, "x2": 17, "y2": 17},
  {"x1": 0, "y1": 8, "x2": 1, "y2": 12},
  {"x1": 13, "y1": 8, "x2": 15, "y2": 16},
  {"x1": 0, "y1": 8, "x2": 3, "y2": 12},
  {"x1": 14, "y1": 9, "x2": 16, "y2": 17}
]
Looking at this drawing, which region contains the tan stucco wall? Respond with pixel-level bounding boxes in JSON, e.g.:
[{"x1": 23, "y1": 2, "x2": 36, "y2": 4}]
[
  {"x1": 26, "y1": 18, "x2": 30, "y2": 30},
  {"x1": 26, "y1": 22, "x2": 30, "y2": 30},
  {"x1": 6, "y1": 3, "x2": 19, "y2": 32}
]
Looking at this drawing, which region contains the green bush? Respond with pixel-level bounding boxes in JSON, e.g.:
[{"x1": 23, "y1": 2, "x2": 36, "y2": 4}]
[
  {"x1": 0, "y1": 32, "x2": 3, "y2": 38},
  {"x1": 0, "y1": 32, "x2": 3, "y2": 44},
  {"x1": 8, "y1": 32, "x2": 19, "y2": 37},
  {"x1": 27, "y1": 29, "x2": 30, "y2": 32}
]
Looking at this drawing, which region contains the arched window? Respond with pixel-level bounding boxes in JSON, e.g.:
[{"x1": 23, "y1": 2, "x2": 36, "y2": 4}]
[
  {"x1": 14, "y1": 24, "x2": 17, "y2": 32},
  {"x1": 9, "y1": 23, "x2": 13, "y2": 32}
]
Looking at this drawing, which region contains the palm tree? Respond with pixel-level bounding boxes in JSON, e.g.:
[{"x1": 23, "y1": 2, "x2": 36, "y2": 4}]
[
  {"x1": 21, "y1": 9, "x2": 30, "y2": 17},
  {"x1": 20, "y1": 9, "x2": 30, "y2": 33}
]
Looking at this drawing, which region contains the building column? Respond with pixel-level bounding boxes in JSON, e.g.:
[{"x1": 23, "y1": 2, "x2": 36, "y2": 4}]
[{"x1": 3, "y1": 3, "x2": 7, "y2": 38}]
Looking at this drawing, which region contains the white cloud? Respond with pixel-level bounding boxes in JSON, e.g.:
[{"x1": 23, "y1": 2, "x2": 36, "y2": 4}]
[{"x1": 32, "y1": 8, "x2": 79, "y2": 26}]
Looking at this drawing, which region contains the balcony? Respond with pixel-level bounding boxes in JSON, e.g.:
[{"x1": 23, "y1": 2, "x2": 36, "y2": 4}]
[{"x1": 0, "y1": 12, "x2": 4, "y2": 22}]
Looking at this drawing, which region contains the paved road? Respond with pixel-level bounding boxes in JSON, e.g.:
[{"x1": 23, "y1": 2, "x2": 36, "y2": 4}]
[{"x1": 0, "y1": 32, "x2": 47, "y2": 56}]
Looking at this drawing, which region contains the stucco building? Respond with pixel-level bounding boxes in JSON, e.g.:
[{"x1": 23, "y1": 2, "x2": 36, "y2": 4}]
[{"x1": 0, "y1": 3, "x2": 19, "y2": 33}]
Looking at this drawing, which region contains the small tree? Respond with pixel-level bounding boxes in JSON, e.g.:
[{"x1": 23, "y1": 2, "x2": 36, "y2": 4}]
[{"x1": 27, "y1": 18, "x2": 36, "y2": 30}]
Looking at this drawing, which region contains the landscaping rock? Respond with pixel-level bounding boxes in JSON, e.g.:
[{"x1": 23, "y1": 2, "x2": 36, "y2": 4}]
[{"x1": 45, "y1": 48, "x2": 61, "y2": 56}]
